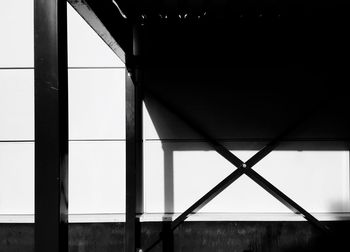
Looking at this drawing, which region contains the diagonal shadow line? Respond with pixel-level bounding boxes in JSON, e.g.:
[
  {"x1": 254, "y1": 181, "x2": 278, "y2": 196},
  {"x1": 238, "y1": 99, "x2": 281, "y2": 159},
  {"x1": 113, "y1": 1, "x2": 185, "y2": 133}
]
[
  {"x1": 144, "y1": 89, "x2": 244, "y2": 168},
  {"x1": 170, "y1": 104, "x2": 318, "y2": 231},
  {"x1": 244, "y1": 168, "x2": 329, "y2": 232},
  {"x1": 143, "y1": 88, "x2": 331, "y2": 251}
]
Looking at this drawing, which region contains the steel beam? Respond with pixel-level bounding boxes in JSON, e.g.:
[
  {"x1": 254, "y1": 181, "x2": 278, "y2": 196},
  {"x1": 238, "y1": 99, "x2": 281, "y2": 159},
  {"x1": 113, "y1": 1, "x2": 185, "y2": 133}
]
[
  {"x1": 68, "y1": 0, "x2": 127, "y2": 63},
  {"x1": 161, "y1": 222, "x2": 174, "y2": 252},
  {"x1": 170, "y1": 111, "x2": 312, "y2": 231},
  {"x1": 244, "y1": 168, "x2": 329, "y2": 232},
  {"x1": 34, "y1": 0, "x2": 68, "y2": 252},
  {"x1": 125, "y1": 68, "x2": 143, "y2": 252}
]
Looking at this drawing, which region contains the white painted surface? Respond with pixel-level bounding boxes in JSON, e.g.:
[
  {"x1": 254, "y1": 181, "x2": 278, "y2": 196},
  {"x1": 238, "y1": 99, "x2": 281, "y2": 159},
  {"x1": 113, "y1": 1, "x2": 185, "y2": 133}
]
[
  {"x1": 69, "y1": 141, "x2": 125, "y2": 214},
  {"x1": 1, "y1": 2, "x2": 349, "y2": 223},
  {"x1": 0, "y1": 0, "x2": 34, "y2": 67},
  {"x1": 255, "y1": 150, "x2": 350, "y2": 213},
  {"x1": 67, "y1": 3, "x2": 124, "y2": 67},
  {"x1": 0, "y1": 4, "x2": 126, "y2": 221},
  {"x1": 0, "y1": 143, "x2": 34, "y2": 214},
  {"x1": 144, "y1": 141, "x2": 350, "y2": 214},
  {"x1": 0, "y1": 70, "x2": 34, "y2": 140},
  {"x1": 2, "y1": 212, "x2": 350, "y2": 223},
  {"x1": 68, "y1": 69, "x2": 125, "y2": 140},
  {"x1": 144, "y1": 101, "x2": 161, "y2": 139}
]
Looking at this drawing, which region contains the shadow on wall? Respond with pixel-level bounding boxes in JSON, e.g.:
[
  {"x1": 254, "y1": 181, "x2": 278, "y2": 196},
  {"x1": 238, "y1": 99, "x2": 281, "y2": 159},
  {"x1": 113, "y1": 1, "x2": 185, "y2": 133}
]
[
  {"x1": 143, "y1": 67, "x2": 350, "y2": 150},
  {"x1": 144, "y1": 86, "x2": 350, "y2": 217},
  {"x1": 142, "y1": 72, "x2": 350, "y2": 251},
  {"x1": 163, "y1": 143, "x2": 174, "y2": 216}
]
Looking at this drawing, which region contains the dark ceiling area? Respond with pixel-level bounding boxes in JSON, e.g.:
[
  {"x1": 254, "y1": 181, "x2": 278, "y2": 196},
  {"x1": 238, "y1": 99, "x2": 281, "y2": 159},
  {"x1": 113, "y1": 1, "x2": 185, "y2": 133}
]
[{"x1": 79, "y1": 0, "x2": 350, "y2": 149}]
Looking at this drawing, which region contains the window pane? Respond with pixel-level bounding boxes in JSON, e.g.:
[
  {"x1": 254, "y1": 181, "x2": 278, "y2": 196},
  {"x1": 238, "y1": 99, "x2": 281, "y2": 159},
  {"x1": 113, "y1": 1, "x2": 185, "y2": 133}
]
[
  {"x1": 68, "y1": 69, "x2": 125, "y2": 140},
  {"x1": 69, "y1": 141, "x2": 125, "y2": 214},
  {"x1": 0, "y1": 143, "x2": 34, "y2": 214},
  {"x1": 0, "y1": 0, "x2": 34, "y2": 67},
  {"x1": 67, "y1": 4, "x2": 124, "y2": 67},
  {"x1": 0, "y1": 70, "x2": 34, "y2": 140}
]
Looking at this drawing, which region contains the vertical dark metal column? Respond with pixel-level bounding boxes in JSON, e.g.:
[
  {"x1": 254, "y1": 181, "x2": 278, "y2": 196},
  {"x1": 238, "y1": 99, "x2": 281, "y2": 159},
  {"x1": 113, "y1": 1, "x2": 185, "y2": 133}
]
[
  {"x1": 34, "y1": 0, "x2": 68, "y2": 252},
  {"x1": 125, "y1": 29, "x2": 143, "y2": 252},
  {"x1": 161, "y1": 222, "x2": 174, "y2": 252}
]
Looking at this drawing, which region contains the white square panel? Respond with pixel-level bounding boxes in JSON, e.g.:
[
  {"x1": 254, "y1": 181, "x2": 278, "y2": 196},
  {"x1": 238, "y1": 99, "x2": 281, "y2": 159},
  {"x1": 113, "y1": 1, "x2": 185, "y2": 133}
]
[
  {"x1": 0, "y1": 0, "x2": 34, "y2": 67},
  {"x1": 0, "y1": 143, "x2": 34, "y2": 214},
  {"x1": 69, "y1": 141, "x2": 125, "y2": 214},
  {"x1": 0, "y1": 70, "x2": 34, "y2": 140},
  {"x1": 68, "y1": 69, "x2": 125, "y2": 140}
]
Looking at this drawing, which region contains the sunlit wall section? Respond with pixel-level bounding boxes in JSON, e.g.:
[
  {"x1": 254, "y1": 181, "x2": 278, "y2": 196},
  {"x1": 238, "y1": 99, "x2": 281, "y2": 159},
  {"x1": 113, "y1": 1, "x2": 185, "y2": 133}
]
[
  {"x1": 0, "y1": 0, "x2": 34, "y2": 68},
  {"x1": 67, "y1": 4, "x2": 124, "y2": 68},
  {"x1": 0, "y1": 1, "x2": 126, "y2": 222},
  {"x1": 0, "y1": 0, "x2": 34, "y2": 221},
  {"x1": 67, "y1": 4, "x2": 126, "y2": 221}
]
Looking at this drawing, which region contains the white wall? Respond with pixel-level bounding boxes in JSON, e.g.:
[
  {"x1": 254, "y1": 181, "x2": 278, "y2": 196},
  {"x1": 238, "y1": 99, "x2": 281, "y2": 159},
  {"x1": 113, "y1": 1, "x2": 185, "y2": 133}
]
[
  {"x1": 0, "y1": 1, "x2": 349, "y2": 222},
  {"x1": 67, "y1": 4, "x2": 125, "y2": 216},
  {"x1": 0, "y1": 2, "x2": 126, "y2": 220},
  {"x1": 144, "y1": 141, "x2": 349, "y2": 214},
  {"x1": 143, "y1": 95, "x2": 350, "y2": 218},
  {"x1": 0, "y1": 0, "x2": 34, "y2": 67},
  {"x1": 0, "y1": 0, "x2": 35, "y2": 217}
]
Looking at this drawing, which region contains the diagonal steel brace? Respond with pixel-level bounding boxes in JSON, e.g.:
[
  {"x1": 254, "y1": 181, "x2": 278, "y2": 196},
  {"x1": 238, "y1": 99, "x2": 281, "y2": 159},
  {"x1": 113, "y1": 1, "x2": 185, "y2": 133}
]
[{"x1": 143, "y1": 89, "x2": 330, "y2": 251}]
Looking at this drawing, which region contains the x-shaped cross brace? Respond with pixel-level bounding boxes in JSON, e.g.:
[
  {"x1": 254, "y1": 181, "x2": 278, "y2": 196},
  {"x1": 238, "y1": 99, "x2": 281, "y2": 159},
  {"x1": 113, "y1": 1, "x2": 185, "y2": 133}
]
[{"x1": 144, "y1": 89, "x2": 330, "y2": 251}]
